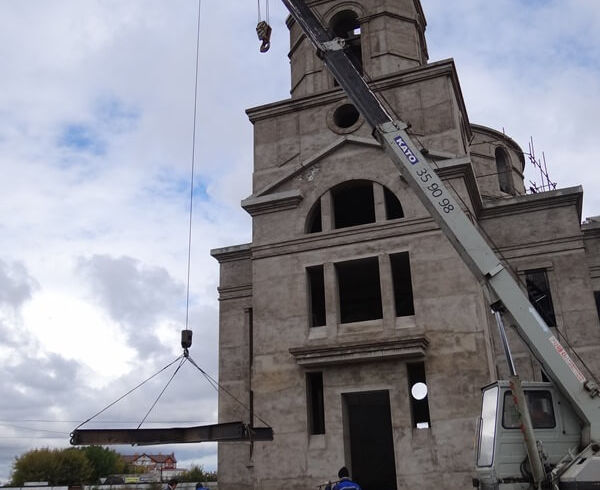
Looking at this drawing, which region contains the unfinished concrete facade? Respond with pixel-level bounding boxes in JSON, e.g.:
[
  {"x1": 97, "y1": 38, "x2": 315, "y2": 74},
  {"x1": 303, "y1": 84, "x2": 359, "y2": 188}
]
[{"x1": 211, "y1": 1, "x2": 600, "y2": 488}]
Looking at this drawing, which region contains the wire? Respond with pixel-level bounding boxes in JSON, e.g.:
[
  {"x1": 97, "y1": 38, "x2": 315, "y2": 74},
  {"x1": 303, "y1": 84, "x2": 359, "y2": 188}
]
[
  {"x1": 73, "y1": 356, "x2": 184, "y2": 432},
  {"x1": 184, "y1": 0, "x2": 202, "y2": 333},
  {"x1": 136, "y1": 357, "x2": 187, "y2": 429},
  {"x1": 186, "y1": 355, "x2": 272, "y2": 428}
]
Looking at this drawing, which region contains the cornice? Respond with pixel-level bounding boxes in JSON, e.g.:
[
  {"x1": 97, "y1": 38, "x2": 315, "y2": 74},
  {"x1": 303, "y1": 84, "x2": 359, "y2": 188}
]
[
  {"x1": 241, "y1": 189, "x2": 304, "y2": 216},
  {"x1": 210, "y1": 243, "x2": 252, "y2": 263},
  {"x1": 246, "y1": 59, "x2": 469, "y2": 134},
  {"x1": 216, "y1": 284, "x2": 253, "y2": 302},
  {"x1": 251, "y1": 216, "x2": 440, "y2": 260},
  {"x1": 582, "y1": 218, "x2": 600, "y2": 238},
  {"x1": 289, "y1": 336, "x2": 429, "y2": 367},
  {"x1": 480, "y1": 186, "x2": 583, "y2": 222}
]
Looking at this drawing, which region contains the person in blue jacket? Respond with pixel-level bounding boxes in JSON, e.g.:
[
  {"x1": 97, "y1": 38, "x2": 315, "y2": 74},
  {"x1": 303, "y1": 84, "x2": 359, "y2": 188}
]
[{"x1": 325, "y1": 466, "x2": 362, "y2": 490}]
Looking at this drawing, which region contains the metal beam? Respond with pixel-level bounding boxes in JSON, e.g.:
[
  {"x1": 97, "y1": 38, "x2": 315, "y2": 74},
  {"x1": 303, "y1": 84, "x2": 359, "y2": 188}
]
[{"x1": 70, "y1": 422, "x2": 273, "y2": 446}]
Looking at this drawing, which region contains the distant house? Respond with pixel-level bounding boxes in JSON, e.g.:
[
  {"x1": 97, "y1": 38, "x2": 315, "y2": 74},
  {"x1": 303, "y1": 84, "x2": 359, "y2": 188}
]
[{"x1": 121, "y1": 453, "x2": 177, "y2": 471}]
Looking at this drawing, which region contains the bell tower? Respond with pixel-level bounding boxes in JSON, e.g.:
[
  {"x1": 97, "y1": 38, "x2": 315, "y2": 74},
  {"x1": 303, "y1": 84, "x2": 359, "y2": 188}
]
[{"x1": 288, "y1": 0, "x2": 428, "y2": 97}]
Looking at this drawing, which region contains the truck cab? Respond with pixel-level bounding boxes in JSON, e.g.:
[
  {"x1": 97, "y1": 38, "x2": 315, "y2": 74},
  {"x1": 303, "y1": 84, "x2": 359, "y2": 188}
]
[{"x1": 474, "y1": 381, "x2": 582, "y2": 489}]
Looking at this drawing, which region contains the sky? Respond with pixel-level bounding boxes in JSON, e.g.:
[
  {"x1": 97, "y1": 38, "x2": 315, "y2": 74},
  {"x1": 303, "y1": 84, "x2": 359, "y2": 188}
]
[{"x1": 0, "y1": 0, "x2": 599, "y2": 484}]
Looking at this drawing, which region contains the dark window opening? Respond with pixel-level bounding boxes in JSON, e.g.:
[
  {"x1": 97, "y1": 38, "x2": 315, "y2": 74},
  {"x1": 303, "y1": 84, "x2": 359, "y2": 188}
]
[
  {"x1": 384, "y1": 187, "x2": 404, "y2": 220},
  {"x1": 391, "y1": 252, "x2": 415, "y2": 317},
  {"x1": 332, "y1": 181, "x2": 375, "y2": 229},
  {"x1": 307, "y1": 266, "x2": 326, "y2": 327},
  {"x1": 336, "y1": 257, "x2": 382, "y2": 323},
  {"x1": 307, "y1": 200, "x2": 322, "y2": 233},
  {"x1": 329, "y1": 10, "x2": 363, "y2": 75},
  {"x1": 525, "y1": 269, "x2": 556, "y2": 327},
  {"x1": 333, "y1": 103, "x2": 360, "y2": 129},
  {"x1": 495, "y1": 147, "x2": 513, "y2": 194},
  {"x1": 595, "y1": 291, "x2": 600, "y2": 321},
  {"x1": 503, "y1": 390, "x2": 555, "y2": 429},
  {"x1": 307, "y1": 372, "x2": 325, "y2": 434},
  {"x1": 407, "y1": 362, "x2": 431, "y2": 429}
]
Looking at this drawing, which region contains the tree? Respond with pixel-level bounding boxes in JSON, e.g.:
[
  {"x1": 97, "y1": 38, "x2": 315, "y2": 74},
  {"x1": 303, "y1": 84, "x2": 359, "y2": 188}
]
[
  {"x1": 179, "y1": 465, "x2": 217, "y2": 483},
  {"x1": 11, "y1": 448, "x2": 92, "y2": 486},
  {"x1": 81, "y1": 446, "x2": 126, "y2": 483}
]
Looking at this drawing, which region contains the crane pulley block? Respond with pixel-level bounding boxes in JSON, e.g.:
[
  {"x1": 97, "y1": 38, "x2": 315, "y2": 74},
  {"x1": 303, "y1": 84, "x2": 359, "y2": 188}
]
[{"x1": 256, "y1": 21, "x2": 272, "y2": 52}]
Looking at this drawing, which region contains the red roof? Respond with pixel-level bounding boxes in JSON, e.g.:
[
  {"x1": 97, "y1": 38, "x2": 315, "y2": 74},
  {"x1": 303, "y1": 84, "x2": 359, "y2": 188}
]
[{"x1": 121, "y1": 453, "x2": 177, "y2": 464}]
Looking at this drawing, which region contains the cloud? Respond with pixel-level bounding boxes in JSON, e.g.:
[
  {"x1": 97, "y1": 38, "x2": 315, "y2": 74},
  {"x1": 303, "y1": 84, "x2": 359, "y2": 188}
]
[{"x1": 0, "y1": 260, "x2": 38, "y2": 309}]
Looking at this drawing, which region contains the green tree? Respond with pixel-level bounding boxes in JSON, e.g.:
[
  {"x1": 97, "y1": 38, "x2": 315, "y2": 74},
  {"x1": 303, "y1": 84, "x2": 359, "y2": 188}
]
[
  {"x1": 179, "y1": 465, "x2": 217, "y2": 482},
  {"x1": 81, "y1": 446, "x2": 126, "y2": 483},
  {"x1": 11, "y1": 448, "x2": 92, "y2": 486}
]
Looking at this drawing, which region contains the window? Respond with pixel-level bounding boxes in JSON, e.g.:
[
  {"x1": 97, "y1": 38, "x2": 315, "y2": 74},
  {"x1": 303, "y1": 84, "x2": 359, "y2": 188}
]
[
  {"x1": 307, "y1": 182, "x2": 405, "y2": 234},
  {"x1": 307, "y1": 266, "x2": 326, "y2": 327},
  {"x1": 307, "y1": 200, "x2": 322, "y2": 233},
  {"x1": 384, "y1": 187, "x2": 404, "y2": 220},
  {"x1": 332, "y1": 181, "x2": 375, "y2": 229},
  {"x1": 407, "y1": 362, "x2": 431, "y2": 429},
  {"x1": 502, "y1": 390, "x2": 555, "y2": 429},
  {"x1": 390, "y1": 252, "x2": 414, "y2": 317},
  {"x1": 495, "y1": 147, "x2": 513, "y2": 194},
  {"x1": 307, "y1": 372, "x2": 325, "y2": 434},
  {"x1": 333, "y1": 103, "x2": 360, "y2": 129},
  {"x1": 336, "y1": 257, "x2": 382, "y2": 323},
  {"x1": 329, "y1": 10, "x2": 363, "y2": 74},
  {"x1": 525, "y1": 269, "x2": 556, "y2": 327},
  {"x1": 595, "y1": 291, "x2": 600, "y2": 321}
]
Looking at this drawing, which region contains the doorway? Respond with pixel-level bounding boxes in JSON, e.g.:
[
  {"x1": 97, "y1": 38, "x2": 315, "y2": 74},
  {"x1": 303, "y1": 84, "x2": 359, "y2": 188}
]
[{"x1": 343, "y1": 390, "x2": 397, "y2": 490}]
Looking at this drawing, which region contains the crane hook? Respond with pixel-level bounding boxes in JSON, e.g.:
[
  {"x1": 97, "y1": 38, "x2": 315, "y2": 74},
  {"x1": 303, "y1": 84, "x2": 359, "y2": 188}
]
[{"x1": 256, "y1": 20, "x2": 272, "y2": 53}]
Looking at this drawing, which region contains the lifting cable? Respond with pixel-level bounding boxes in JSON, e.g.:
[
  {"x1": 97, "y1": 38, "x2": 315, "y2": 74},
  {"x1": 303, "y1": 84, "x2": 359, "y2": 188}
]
[
  {"x1": 72, "y1": 356, "x2": 185, "y2": 432},
  {"x1": 74, "y1": 0, "x2": 276, "y2": 436}
]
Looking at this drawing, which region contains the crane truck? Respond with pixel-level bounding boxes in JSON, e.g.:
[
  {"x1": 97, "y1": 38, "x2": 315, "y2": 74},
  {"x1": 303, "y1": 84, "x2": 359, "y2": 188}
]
[{"x1": 280, "y1": 0, "x2": 600, "y2": 488}]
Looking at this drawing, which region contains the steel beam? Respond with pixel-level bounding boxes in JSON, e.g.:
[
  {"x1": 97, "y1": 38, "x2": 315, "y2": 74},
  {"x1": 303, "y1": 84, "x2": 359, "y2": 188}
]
[{"x1": 70, "y1": 422, "x2": 273, "y2": 446}]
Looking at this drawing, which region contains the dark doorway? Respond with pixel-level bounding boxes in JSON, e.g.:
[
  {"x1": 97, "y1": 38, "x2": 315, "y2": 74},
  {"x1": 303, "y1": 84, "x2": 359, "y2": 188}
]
[{"x1": 343, "y1": 391, "x2": 397, "y2": 490}]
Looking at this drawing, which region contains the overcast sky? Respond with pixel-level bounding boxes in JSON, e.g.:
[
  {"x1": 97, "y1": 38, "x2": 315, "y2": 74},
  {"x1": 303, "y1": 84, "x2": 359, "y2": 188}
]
[{"x1": 0, "y1": 0, "x2": 599, "y2": 484}]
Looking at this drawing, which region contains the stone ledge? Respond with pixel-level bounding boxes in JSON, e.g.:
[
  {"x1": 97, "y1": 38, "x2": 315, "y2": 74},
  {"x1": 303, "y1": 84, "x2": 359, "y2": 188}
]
[{"x1": 289, "y1": 336, "x2": 428, "y2": 367}]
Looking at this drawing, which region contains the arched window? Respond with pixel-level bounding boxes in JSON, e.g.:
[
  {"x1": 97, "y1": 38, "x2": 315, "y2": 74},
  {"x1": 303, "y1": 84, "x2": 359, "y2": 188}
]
[
  {"x1": 306, "y1": 199, "x2": 322, "y2": 233},
  {"x1": 495, "y1": 147, "x2": 513, "y2": 194},
  {"x1": 306, "y1": 181, "x2": 404, "y2": 233},
  {"x1": 329, "y1": 10, "x2": 363, "y2": 75},
  {"x1": 332, "y1": 180, "x2": 375, "y2": 229}
]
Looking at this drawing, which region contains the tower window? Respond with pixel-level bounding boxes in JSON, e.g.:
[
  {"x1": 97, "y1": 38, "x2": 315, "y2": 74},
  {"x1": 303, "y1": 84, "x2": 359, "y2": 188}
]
[
  {"x1": 307, "y1": 181, "x2": 405, "y2": 233},
  {"x1": 333, "y1": 103, "x2": 360, "y2": 129},
  {"x1": 332, "y1": 181, "x2": 375, "y2": 229},
  {"x1": 594, "y1": 291, "x2": 600, "y2": 321},
  {"x1": 307, "y1": 199, "x2": 322, "y2": 234},
  {"x1": 495, "y1": 147, "x2": 513, "y2": 194},
  {"x1": 384, "y1": 187, "x2": 404, "y2": 220},
  {"x1": 307, "y1": 372, "x2": 325, "y2": 434},
  {"x1": 525, "y1": 269, "x2": 556, "y2": 327},
  {"x1": 329, "y1": 10, "x2": 363, "y2": 74},
  {"x1": 390, "y1": 252, "x2": 415, "y2": 317},
  {"x1": 307, "y1": 266, "x2": 326, "y2": 327},
  {"x1": 336, "y1": 257, "x2": 382, "y2": 324},
  {"x1": 407, "y1": 362, "x2": 431, "y2": 429}
]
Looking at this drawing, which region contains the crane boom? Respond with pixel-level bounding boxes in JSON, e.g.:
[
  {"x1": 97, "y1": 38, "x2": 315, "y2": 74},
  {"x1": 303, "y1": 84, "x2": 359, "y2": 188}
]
[{"x1": 282, "y1": 0, "x2": 600, "y2": 444}]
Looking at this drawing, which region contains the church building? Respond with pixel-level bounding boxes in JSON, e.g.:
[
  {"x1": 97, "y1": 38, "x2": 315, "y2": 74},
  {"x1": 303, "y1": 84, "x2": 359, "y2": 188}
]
[{"x1": 211, "y1": 1, "x2": 600, "y2": 488}]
